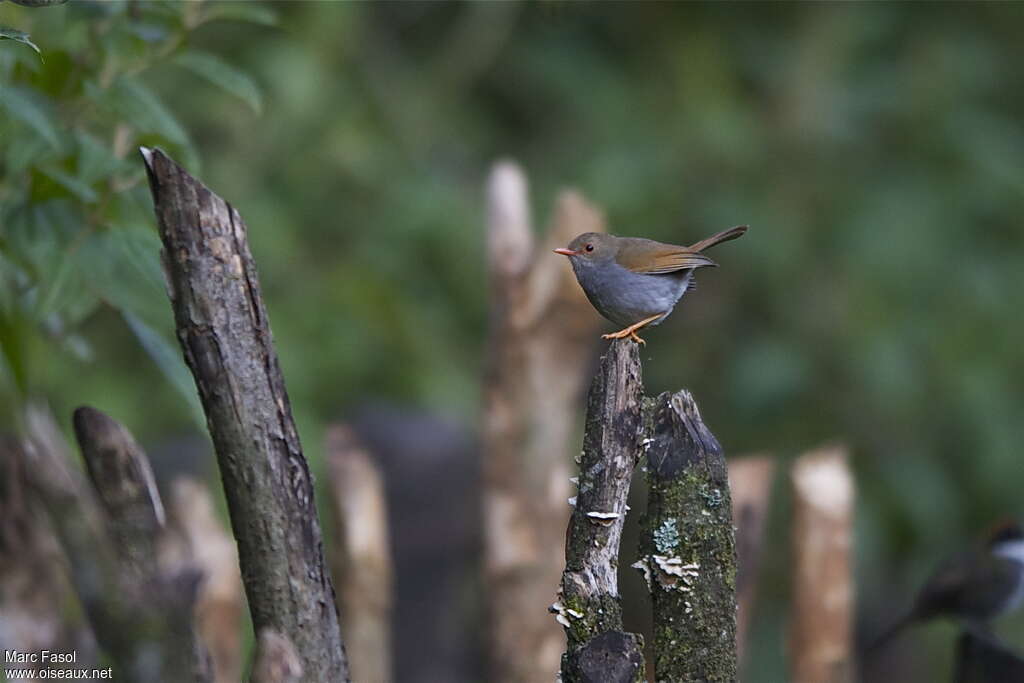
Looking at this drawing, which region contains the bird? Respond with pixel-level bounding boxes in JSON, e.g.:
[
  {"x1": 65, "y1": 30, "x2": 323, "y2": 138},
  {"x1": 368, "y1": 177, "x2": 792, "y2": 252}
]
[
  {"x1": 870, "y1": 519, "x2": 1024, "y2": 651},
  {"x1": 553, "y1": 225, "x2": 748, "y2": 344}
]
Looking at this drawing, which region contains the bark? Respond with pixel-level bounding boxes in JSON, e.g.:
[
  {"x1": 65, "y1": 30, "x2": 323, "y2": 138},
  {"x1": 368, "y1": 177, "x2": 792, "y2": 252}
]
[
  {"x1": 24, "y1": 403, "x2": 208, "y2": 682},
  {"x1": 482, "y1": 161, "x2": 606, "y2": 681},
  {"x1": 558, "y1": 340, "x2": 646, "y2": 683},
  {"x1": 325, "y1": 424, "x2": 394, "y2": 683},
  {"x1": 637, "y1": 391, "x2": 738, "y2": 683},
  {"x1": 164, "y1": 477, "x2": 245, "y2": 683},
  {"x1": 728, "y1": 454, "x2": 776, "y2": 663},
  {"x1": 140, "y1": 146, "x2": 348, "y2": 681},
  {"x1": 789, "y1": 445, "x2": 854, "y2": 683},
  {"x1": 73, "y1": 406, "x2": 165, "y2": 581},
  {"x1": 0, "y1": 434, "x2": 96, "y2": 674}
]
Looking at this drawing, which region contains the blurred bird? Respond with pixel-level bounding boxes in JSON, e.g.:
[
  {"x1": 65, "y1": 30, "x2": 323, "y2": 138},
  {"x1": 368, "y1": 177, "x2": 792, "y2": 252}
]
[
  {"x1": 870, "y1": 520, "x2": 1024, "y2": 651},
  {"x1": 554, "y1": 226, "x2": 747, "y2": 344}
]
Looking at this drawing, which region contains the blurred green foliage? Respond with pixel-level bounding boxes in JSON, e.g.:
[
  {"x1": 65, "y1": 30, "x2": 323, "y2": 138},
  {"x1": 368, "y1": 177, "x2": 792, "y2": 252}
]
[
  {"x1": 3, "y1": 2, "x2": 1024, "y2": 680},
  {"x1": 0, "y1": 0, "x2": 273, "y2": 429}
]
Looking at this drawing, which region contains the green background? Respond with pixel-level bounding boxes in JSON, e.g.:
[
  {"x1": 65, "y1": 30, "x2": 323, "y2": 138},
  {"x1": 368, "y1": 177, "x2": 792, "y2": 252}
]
[{"x1": 3, "y1": 2, "x2": 1024, "y2": 681}]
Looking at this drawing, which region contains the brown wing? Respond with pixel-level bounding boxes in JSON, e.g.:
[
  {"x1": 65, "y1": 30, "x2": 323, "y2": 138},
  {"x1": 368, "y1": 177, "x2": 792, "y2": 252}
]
[{"x1": 616, "y1": 238, "x2": 717, "y2": 275}]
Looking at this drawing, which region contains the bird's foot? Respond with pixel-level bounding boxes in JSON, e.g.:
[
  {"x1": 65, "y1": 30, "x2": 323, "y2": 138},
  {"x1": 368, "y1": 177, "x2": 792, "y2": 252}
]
[
  {"x1": 601, "y1": 313, "x2": 664, "y2": 346},
  {"x1": 602, "y1": 329, "x2": 646, "y2": 345}
]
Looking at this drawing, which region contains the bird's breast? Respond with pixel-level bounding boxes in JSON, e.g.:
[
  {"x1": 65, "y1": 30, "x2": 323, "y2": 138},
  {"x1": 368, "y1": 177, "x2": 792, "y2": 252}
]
[{"x1": 572, "y1": 261, "x2": 691, "y2": 327}]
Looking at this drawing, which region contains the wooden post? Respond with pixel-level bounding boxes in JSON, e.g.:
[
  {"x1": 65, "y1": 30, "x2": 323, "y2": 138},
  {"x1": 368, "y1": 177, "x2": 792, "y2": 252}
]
[
  {"x1": 165, "y1": 478, "x2": 245, "y2": 683},
  {"x1": 24, "y1": 404, "x2": 209, "y2": 682},
  {"x1": 482, "y1": 161, "x2": 605, "y2": 681},
  {"x1": 1, "y1": 433, "x2": 96, "y2": 675},
  {"x1": 251, "y1": 629, "x2": 303, "y2": 683},
  {"x1": 325, "y1": 425, "x2": 394, "y2": 683},
  {"x1": 557, "y1": 341, "x2": 741, "y2": 681},
  {"x1": 789, "y1": 445, "x2": 854, "y2": 683},
  {"x1": 637, "y1": 391, "x2": 739, "y2": 682},
  {"x1": 954, "y1": 630, "x2": 1024, "y2": 683},
  {"x1": 73, "y1": 407, "x2": 166, "y2": 580},
  {"x1": 140, "y1": 147, "x2": 348, "y2": 681},
  {"x1": 559, "y1": 339, "x2": 645, "y2": 683},
  {"x1": 729, "y1": 454, "x2": 776, "y2": 662}
]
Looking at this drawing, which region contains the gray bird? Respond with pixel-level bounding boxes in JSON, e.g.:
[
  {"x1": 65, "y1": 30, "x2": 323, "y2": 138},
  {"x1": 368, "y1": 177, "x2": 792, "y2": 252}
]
[
  {"x1": 871, "y1": 520, "x2": 1024, "y2": 651},
  {"x1": 554, "y1": 225, "x2": 748, "y2": 344}
]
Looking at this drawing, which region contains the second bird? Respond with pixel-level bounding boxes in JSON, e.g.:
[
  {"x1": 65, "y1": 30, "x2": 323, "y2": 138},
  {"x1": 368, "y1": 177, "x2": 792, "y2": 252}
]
[{"x1": 554, "y1": 225, "x2": 748, "y2": 344}]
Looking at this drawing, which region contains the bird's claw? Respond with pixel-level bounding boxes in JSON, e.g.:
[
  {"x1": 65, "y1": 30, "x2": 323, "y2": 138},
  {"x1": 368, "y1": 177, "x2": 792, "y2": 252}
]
[{"x1": 601, "y1": 330, "x2": 646, "y2": 346}]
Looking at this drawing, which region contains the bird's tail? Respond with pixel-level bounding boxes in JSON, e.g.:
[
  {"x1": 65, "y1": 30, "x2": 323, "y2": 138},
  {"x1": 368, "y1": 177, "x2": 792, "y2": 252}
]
[
  {"x1": 867, "y1": 611, "x2": 918, "y2": 654},
  {"x1": 688, "y1": 225, "x2": 748, "y2": 253}
]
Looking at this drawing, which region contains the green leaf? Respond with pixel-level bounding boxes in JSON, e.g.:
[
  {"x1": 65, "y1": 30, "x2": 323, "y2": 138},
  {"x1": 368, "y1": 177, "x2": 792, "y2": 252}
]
[
  {"x1": 200, "y1": 3, "x2": 278, "y2": 27},
  {"x1": 76, "y1": 130, "x2": 131, "y2": 184},
  {"x1": 60, "y1": 333, "x2": 93, "y2": 362},
  {"x1": 0, "y1": 26, "x2": 41, "y2": 57},
  {"x1": 38, "y1": 166, "x2": 99, "y2": 203},
  {"x1": 0, "y1": 309, "x2": 30, "y2": 396},
  {"x1": 0, "y1": 85, "x2": 61, "y2": 149},
  {"x1": 174, "y1": 50, "x2": 263, "y2": 114},
  {"x1": 78, "y1": 226, "x2": 166, "y2": 322},
  {"x1": 122, "y1": 310, "x2": 205, "y2": 428},
  {"x1": 34, "y1": 241, "x2": 76, "y2": 318},
  {"x1": 97, "y1": 76, "x2": 189, "y2": 146}
]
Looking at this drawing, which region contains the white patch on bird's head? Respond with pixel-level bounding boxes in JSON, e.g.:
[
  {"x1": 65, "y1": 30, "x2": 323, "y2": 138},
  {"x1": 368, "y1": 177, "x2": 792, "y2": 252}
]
[{"x1": 994, "y1": 539, "x2": 1024, "y2": 565}]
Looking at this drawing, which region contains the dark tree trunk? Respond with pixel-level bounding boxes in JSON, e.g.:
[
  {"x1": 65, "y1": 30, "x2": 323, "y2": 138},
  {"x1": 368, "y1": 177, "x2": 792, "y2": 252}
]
[{"x1": 140, "y1": 147, "x2": 349, "y2": 682}]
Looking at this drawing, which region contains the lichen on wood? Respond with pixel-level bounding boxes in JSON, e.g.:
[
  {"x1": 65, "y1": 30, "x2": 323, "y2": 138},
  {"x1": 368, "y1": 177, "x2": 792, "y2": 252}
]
[
  {"x1": 558, "y1": 341, "x2": 739, "y2": 682},
  {"x1": 637, "y1": 390, "x2": 739, "y2": 682}
]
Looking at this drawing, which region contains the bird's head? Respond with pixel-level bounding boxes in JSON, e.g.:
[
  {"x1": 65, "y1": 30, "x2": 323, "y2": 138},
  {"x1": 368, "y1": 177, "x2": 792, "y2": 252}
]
[{"x1": 553, "y1": 232, "x2": 617, "y2": 266}]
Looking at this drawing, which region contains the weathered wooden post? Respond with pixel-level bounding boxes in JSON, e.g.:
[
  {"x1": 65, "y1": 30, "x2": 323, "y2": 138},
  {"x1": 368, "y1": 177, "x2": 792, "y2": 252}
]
[
  {"x1": 637, "y1": 391, "x2": 738, "y2": 681},
  {"x1": 325, "y1": 425, "x2": 394, "y2": 683},
  {"x1": 789, "y1": 445, "x2": 854, "y2": 683},
  {"x1": 558, "y1": 340, "x2": 646, "y2": 682},
  {"x1": 164, "y1": 477, "x2": 245, "y2": 683},
  {"x1": 141, "y1": 147, "x2": 349, "y2": 681},
  {"x1": 558, "y1": 340, "x2": 740, "y2": 682},
  {"x1": 954, "y1": 630, "x2": 1024, "y2": 682},
  {"x1": 729, "y1": 454, "x2": 776, "y2": 664},
  {"x1": 22, "y1": 405, "x2": 209, "y2": 682},
  {"x1": 482, "y1": 161, "x2": 606, "y2": 681}
]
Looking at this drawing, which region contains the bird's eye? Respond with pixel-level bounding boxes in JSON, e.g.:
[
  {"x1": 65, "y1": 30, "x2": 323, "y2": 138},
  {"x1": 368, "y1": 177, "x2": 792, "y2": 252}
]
[{"x1": 585, "y1": 243, "x2": 594, "y2": 252}]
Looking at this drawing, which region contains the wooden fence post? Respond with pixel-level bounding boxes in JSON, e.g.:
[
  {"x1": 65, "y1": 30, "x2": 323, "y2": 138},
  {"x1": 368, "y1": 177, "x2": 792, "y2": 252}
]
[
  {"x1": 251, "y1": 629, "x2": 303, "y2": 683},
  {"x1": 637, "y1": 391, "x2": 739, "y2": 682},
  {"x1": 729, "y1": 454, "x2": 776, "y2": 663},
  {"x1": 558, "y1": 340, "x2": 740, "y2": 682},
  {"x1": 1, "y1": 432, "x2": 96, "y2": 676},
  {"x1": 23, "y1": 404, "x2": 209, "y2": 682},
  {"x1": 325, "y1": 425, "x2": 394, "y2": 683},
  {"x1": 164, "y1": 478, "x2": 245, "y2": 683},
  {"x1": 954, "y1": 630, "x2": 1024, "y2": 682},
  {"x1": 559, "y1": 340, "x2": 646, "y2": 682},
  {"x1": 140, "y1": 147, "x2": 349, "y2": 681},
  {"x1": 789, "y1": 445, "x2": 854, "y2": 683},
  {"x1": 482, "y1": 161, "x2": 605, "y2": 681}
]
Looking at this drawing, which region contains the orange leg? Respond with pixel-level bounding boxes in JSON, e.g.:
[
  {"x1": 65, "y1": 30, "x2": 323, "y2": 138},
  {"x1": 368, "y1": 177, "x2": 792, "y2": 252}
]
[{"x1": 601, "y1": 313, "x2": 665, "y2": 346}]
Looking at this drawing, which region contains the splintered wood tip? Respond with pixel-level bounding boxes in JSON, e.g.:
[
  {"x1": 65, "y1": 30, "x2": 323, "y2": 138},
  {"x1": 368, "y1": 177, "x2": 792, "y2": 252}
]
[{"x1": 139, "y1": 146, "x2": 155, "y2": 170}]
